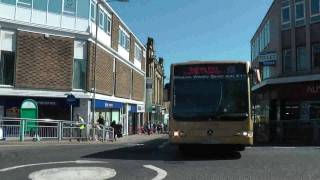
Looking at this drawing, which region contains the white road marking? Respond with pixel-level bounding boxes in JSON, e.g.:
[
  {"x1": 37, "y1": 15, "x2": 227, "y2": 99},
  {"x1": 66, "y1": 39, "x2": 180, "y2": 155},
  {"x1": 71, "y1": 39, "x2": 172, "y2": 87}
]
[
  {"x1": 143, "y1": 165, "x2": 167, "y2": 180},
  {"x1": 158, "y1": 141, "x2": 169, "y2": 149},
  {"x1": 0, "y1": 160, "x2": 108, "y2": 172},
  {"x1": 28, "y1": 167, "x2": 116, "y2": 180},
  {"x1": 272, "y1": 147, "x2": 297, "y2": 149}
]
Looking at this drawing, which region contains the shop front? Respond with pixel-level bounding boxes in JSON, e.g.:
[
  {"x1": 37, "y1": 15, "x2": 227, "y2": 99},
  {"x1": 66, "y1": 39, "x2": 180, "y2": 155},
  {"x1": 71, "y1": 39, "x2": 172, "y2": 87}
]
[
  {"x1": 93, "y1": 99, "x2": 123, "y2": 127},
  {"x1": 0, "y1": 96, "x2": 79, "y2": 120},
  {"x1": 253, "y1": 80, "x2": 320, "y2": 144}
]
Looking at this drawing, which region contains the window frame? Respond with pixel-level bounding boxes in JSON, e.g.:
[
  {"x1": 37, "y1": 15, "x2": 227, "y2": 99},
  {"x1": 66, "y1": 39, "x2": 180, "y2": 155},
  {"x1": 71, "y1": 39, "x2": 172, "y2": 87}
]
[
  {"x1": 310, "y1": 0, "x2": 320, "y2": 17},
  {"x1": 73, "y1": 40, "x2": 87, "y2": 90},
  {"x1": 119, "y1": 28, "x2": 130, "y2": 52},
  {"x1": 107, "y1": 16, "x2": 112, "y2": 35},
  {"x1": 98, "y1": 8, "x2": 104, "y2": 29},
  {"x1": 283, "y1": 49, "x2": 292, "y2": 73},
  {"x1": 90, "y1": 1, "x2": 96, "y2": 22},
  {"x1": 134, "y1": 44, "x2": 142, "y2": 62},
  {"x1": 281, "y1": 5, "x2": 291, "y2": 25},
  {"x1": 63, "y1": 0, "x2": 76, "y2": 15},
  {"x1": 0, "y1": 29, "x2": 16, "y2": 86},
  {"x1": 17, "y1": 0, "x2": 32, "y2": 7},
  {"x1": 296, "y1": 46, "x2": 308, "y2": 71},
  {"x1": 312, "y1": 44, "x2": 320, "y2": 69},
  {"x1": 295, "y1": 1, "x2": 305, "y2": 21}
]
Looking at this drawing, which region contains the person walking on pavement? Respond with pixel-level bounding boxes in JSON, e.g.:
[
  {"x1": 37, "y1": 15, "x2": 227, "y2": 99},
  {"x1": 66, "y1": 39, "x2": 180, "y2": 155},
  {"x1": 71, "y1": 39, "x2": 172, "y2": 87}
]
[{"x1": 77, "y1": 114, "x2": 85, "y2": 141}]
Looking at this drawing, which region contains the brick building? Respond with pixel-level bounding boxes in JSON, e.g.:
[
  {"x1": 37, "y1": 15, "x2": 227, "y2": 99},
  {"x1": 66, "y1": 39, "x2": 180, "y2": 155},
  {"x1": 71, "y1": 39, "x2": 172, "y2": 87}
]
[
  {"x1": 0, "y1": 0, "x2": 146, "y2": 135},
  {"x1": 145, "y1": 37, "x2": 165, "y2": 125},
  {"x1": 251, "y1": 0, "x2": 320, "y2": 143}
]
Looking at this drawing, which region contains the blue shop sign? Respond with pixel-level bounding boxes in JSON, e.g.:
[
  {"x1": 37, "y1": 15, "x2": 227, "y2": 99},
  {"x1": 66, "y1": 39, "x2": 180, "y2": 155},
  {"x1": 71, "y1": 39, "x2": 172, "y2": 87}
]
[
  {"x1": 129, "y1": 104, "x2": 137, "y2": 113},
  {"x1": 94, "y1": 99, "x2": 123, "y2": 109},
  {"x1": 261, "y1": 60, "x2": 276, "y2": 66}
]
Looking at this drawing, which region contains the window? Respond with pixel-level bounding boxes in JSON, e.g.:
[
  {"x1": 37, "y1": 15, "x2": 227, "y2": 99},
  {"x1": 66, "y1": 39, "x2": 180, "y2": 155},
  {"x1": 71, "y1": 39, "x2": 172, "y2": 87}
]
[
  {"x1": 312, "y1": 44, "x2": 320, "y2": 68},
  {"x1": 295, "y1": 2, "x2": 305, "y2": 20},
  {"x1": 99, "y1": 9, "x2": 104, "y2": 29},
  {"x1": 1, "y1": 0, "x2": 16, "y2": 5},
  {"x1": 48, "y1": 0, "x2": 62, "y2": 14},
  {"x1": 134, "y1": 44, "x2": 142, "y2": 61},
  {"x1": 105, "y1": 16, "x2": 111, "y2": 34},
  {"x1": 282, "y1": 6, "x2": 290, "y2": 24},
  {"x1": 0, "y1": 30, "x2": 16, "y2": 86},
  {"x1": 17, "y1": 0, "x2": 31, "y2": 7},
  {"x1": 77, "y1": 0, "x2": 89, "y2": 19},
  {"x1": 73, "y1": 41, "x2": 87, "y2": 90},
  {"x1": 262, "y1": 66, "x2": 271, "y2": 80},
  {"x1": 63, "y1": 0, "x2": 76, "y2": 15},
  {"x1": 311, "y1": 0, "x2": 320, "y2": 16},
  {"x1": 297, "y1": 47, "x2": 309, "y2": 71},
  {"x1": 119, "y1": 29, "x2": 130, "y2": 51},
  {"x1": 90, "y1": 2, "x2": 96, "y2": 21},
  {"x1": 33, "y1": 0, "x2": 47, "y2": 11},
  {"x1": 283, "y1": 49, "x2": 292, "y2": 73}
]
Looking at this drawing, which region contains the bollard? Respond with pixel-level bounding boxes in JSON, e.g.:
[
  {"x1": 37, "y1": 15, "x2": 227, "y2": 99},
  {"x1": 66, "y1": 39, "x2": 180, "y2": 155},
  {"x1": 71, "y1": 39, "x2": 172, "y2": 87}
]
[
  {"x1": 58, "y1": 121, "x2": 62, "y2": 142},
  {"x1": 20, "y1": 119, "x2": 25, "y2": 142}
]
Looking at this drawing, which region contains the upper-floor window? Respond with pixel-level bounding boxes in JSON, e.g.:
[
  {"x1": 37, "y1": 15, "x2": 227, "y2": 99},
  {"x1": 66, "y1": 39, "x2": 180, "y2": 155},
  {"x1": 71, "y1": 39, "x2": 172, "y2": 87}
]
[
  {"x1": 33, "y1": 0, "x2": 47, "y2": 11},
  {"x1": 90, "y1": 2, "x2": 96, "y2": 21},
  {"x1": 283, "y1": 49, "x2": 292, "y2": 73},
  {"x1": 48, "y1": 0, "x2": 62, "y2": 14},
  {"x1": 312, "y1": 44, "x2": 320, "y2": 69},
  {"x1": 0, "y1": 30, "x2": 16, "y2": 86},
  {"x1": 295, "y1": 1, "x2": 305, "y2": 20},
  {"x1": 297, "y1": 47, "x2": 309, "y2": 71},
  {"x1": 282, "y1": 6, "x2": 291, "y2": 24},
  {"x1": 262, "y1": 66, "x2": 271, "y2": 80},
  {"x1": 106, "y1": 16, "x2": 112, "y2": 34},
  {"x1": 17, "y1": 0, "x2": 32, "y2": 7},
  {"x1": 73, "y1": 40, "x2": 87, "y2": 90},
  {"x1": 63, "y1": 0, "x2": 76, "y2": 15},
  {"x1": 119, "y1": 29, "x2": 130, "y2": 51},
  {"x1": 134, "y1": 44, "x2": 142, "y2": 61},
  {"x1": 311, "y1": 0, "x2": 320, "y2": 16},
  {"x1": 77, "y1": 0, "x2": 89, "y2": 19},
  {"x1": 99, "y1": 9, "x2": 104, "y2": 29},
  {"x1": 0, "y1": 0, "x2": 16, "y2": 5}
]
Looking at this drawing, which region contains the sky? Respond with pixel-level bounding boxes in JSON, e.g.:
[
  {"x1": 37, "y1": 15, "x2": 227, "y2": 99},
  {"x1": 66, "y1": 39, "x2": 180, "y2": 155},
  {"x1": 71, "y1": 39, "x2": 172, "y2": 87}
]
[{"x1": 110, "y1": 0, "x2": 273, "y2": 82}]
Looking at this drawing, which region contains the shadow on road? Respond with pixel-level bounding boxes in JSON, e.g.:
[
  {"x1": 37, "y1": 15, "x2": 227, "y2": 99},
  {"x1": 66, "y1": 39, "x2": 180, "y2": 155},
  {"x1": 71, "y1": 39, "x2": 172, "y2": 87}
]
[{"x1": 82, "y1": 138, "x2": 241, "y2": 161}]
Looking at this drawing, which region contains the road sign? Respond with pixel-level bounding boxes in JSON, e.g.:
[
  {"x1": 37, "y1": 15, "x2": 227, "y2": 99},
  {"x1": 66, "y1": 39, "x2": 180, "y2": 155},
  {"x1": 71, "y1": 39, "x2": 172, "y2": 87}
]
[{"x1": 66, "y1": 94, "x2": 77, "y2": 106}]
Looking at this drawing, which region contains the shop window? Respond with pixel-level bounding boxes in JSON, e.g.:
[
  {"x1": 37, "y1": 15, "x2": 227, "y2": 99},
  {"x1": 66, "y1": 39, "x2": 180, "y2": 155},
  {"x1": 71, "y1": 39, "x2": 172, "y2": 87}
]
[
  {"x1": 297, "y1": 47, "x2": 309, "y2": 71},
  {"x1": 63, "y1": 0, "x2": 76, "y2": 15},
  {"x1": 283, "y1": 104, "x2": 300, "y2": 120},
  {"x1": 313, "y1": 44, "x2": 320, "y2": 69},
  {"x1": 48, "y1": 0, "x2": 62, "y2": 14},
  {"x1": 0, "y1": 30, "x2": 15, "y2": 86},
  {"x1": 77, "y1": 0, "x2": 89, "y2": 19},
  {"x1": 283, "y1": 49, "x2": 292, "y2": 73},
  {"x1": 73, "y1": 40, "x2": 87, "y2": 90},
  {"x1": 33, "y1": 0, "x2": 47, "y2": 11}
]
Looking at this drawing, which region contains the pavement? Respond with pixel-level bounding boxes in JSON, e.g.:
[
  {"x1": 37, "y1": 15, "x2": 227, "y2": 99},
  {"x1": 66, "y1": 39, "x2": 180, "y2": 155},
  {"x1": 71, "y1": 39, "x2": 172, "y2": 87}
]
[{"x1": 1, "y1": 134, "x2": 320, "y2": 180}]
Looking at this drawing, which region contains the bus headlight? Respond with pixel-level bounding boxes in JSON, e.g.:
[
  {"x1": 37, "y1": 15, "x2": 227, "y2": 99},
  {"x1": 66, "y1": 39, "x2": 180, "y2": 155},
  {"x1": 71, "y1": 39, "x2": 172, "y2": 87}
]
[
  {"x1": 236, "y1": 131, "x2": 253, "y2": 138},
  {"x1": 173, "y1": 131, "x2": 180, "y2": 137}
]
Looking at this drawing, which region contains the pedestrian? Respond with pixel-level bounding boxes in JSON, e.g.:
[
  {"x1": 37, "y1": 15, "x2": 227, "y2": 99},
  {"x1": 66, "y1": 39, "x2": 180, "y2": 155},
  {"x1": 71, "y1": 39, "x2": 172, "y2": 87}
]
[
  {"x1": 110, "y1": 121, "x2": 117, "y2": 141},
  {"x1": 77, "y1": 114, "x2": 85, "y2": 141}
]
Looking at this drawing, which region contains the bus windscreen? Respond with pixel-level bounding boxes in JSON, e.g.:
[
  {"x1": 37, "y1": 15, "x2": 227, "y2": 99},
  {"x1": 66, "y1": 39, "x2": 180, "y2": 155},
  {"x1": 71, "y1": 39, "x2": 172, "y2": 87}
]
[{"x1": 172, "y1": 63, "x2": 248, "y2": 121}]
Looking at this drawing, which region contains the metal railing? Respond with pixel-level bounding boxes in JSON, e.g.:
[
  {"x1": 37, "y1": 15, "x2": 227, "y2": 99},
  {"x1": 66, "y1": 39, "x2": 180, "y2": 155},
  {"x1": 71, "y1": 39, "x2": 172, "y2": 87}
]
[{"x1": 0, "y1": 117, "x2": 114, "y2": 142}]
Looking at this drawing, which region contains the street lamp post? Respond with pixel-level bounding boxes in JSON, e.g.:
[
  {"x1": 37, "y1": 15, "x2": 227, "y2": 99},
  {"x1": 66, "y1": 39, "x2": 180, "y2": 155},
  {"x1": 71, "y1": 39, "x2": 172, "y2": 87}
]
[{"x1": 91, "y1": 0, "x2": 129, "y2": 130}]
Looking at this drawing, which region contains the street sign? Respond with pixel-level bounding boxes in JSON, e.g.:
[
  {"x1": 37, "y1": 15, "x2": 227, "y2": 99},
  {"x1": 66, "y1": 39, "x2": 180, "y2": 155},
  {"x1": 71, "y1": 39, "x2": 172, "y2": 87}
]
[{"x1": 66, "y1": 94, "x2": 77, "y2": 106}]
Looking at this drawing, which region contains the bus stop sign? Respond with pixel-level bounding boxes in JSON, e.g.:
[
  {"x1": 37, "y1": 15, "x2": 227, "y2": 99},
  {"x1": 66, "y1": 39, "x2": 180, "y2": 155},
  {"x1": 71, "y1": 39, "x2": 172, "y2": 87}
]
[{"x1": 66, "y1": 94, "x2": 77, "y2": 106}]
